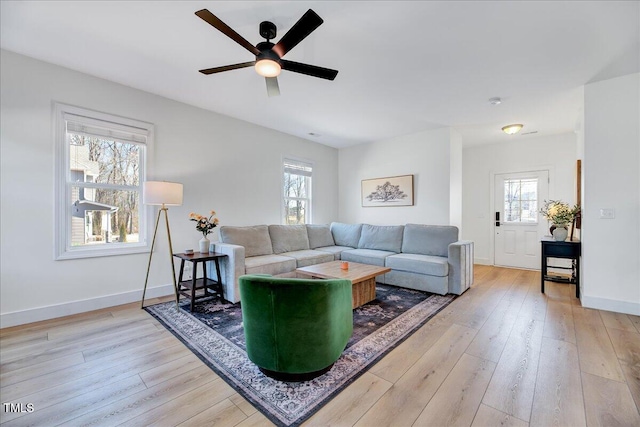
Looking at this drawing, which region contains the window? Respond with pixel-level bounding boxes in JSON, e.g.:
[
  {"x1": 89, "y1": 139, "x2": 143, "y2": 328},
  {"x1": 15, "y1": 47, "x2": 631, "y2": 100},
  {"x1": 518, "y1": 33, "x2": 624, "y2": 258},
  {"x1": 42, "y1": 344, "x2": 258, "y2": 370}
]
[
  {"x1": 55, "y1": 103, "x2": 152, "y2": 259},
  {"x1": 503, "y1": 178, "x2": 538, "y2": 223},
  {"x1": 283, "y1": 159, "x2": 312, "y2": 224}
]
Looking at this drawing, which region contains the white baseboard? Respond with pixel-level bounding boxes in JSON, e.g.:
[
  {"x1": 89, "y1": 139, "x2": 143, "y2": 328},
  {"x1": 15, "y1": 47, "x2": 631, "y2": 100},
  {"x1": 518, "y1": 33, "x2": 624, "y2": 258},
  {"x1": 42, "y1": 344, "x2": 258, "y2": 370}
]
[
  {"x1": 474, "y1": 258, "x2": 491, "y2": 265},
  {"x1": 581, "y1": 295, "x2": 640, "y2": 316},
  {"x1": 0, "y1": 284, "x2": 175, "y2": 329},
  {"x1": 4, "y1": 281, "x2": 636, "y2": 327}
]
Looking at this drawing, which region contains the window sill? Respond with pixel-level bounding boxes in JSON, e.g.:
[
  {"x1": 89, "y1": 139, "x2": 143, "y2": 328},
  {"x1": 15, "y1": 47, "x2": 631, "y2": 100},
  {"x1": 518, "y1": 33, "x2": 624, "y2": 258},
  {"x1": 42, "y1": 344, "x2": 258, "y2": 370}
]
[{"x1": 56, "y1": 244, "x2": 151, "y2": 260}]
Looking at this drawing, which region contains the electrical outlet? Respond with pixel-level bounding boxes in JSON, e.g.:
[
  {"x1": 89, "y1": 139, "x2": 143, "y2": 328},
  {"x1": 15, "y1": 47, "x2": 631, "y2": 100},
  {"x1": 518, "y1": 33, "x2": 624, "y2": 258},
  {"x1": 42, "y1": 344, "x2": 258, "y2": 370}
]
[{"x1": 600, "y1": 208, "x2": 615, "y2": 219}]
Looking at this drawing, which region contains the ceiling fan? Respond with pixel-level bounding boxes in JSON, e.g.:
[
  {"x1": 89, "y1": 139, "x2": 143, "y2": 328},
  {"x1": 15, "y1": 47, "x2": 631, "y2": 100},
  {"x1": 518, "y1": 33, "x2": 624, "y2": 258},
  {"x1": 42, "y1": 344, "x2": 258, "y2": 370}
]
[{"x1": 195, "y1": 8, "x2": 338, "y2": 97}]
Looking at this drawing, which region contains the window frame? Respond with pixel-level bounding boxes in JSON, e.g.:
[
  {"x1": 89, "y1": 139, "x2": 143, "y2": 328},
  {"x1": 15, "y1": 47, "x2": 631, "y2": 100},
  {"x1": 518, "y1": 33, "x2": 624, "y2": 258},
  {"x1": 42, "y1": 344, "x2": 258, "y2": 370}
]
[
  {"x1": 54, "y1": 103, "x2": 153, "y2": 260},
  {"x1": 282, "y1": 157, "x2": 313, "y2": 225}
]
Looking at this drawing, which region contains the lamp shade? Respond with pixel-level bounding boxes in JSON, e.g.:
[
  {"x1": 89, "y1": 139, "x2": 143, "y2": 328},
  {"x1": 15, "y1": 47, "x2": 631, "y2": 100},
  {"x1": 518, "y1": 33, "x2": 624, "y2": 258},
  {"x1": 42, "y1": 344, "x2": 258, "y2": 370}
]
[{"x1": 143, "y1": 181, "x2": 183, "y2": 206}]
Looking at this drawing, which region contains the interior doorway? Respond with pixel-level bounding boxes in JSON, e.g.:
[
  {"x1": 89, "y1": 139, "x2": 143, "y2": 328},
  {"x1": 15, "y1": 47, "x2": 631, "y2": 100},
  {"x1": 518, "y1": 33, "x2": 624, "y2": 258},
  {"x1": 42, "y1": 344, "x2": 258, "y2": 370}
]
[{"x1": 494, "y1": 170, "x2": 549, "y2": 269}]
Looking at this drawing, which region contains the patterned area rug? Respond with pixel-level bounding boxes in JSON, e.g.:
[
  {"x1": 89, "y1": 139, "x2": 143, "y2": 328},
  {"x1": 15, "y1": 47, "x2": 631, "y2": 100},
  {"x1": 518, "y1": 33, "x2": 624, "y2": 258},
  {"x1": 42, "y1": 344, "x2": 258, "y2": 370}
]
[{"x1": 145, "y1": 284, "x2": 455, "y2": 426}]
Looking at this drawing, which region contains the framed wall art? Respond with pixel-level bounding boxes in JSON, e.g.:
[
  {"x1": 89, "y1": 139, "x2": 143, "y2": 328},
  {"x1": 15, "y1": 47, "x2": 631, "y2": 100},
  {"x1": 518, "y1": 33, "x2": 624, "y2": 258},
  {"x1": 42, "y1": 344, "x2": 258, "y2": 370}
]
[{"x1": 361, "y1": 174, "x2": 414, "y2": 207}]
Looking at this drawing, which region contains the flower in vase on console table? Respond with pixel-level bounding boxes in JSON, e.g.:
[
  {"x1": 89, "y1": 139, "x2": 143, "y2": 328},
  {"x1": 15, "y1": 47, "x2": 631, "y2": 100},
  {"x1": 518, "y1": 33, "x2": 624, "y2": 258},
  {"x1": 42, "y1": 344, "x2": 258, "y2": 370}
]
[
  {"x1": 189, "y1": 210, "x2": 219, "y2": 253},
  {"x1": 539, "y1": 200, "x2": 580, "y2": 241}
]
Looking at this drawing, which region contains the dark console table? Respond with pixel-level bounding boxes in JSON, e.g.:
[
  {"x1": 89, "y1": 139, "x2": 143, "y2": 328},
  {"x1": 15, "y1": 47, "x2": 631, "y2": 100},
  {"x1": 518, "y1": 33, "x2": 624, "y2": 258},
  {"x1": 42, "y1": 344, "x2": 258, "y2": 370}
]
[
  {"x1": 173, "y1": 252, "x2": 226, "y2": 311},
  {"x1": 541, "y1": 238, "x2": 581, "y2": 298}
]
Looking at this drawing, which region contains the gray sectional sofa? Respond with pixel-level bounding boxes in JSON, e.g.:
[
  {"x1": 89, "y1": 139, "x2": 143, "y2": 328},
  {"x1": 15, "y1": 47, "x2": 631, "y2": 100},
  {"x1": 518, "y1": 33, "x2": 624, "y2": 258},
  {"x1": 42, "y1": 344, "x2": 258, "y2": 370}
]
[{"x1": 210, "y1": 222, "x2": 473, "y2": 303}]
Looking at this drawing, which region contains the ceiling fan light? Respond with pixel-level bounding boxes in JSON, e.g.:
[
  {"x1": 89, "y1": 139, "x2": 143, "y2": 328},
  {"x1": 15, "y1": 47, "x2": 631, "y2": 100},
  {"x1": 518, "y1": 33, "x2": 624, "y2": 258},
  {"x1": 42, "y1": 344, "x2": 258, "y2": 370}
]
[
  {"x1": 502, "y1": 124, "x2": 523, "y2": 135},
  {"x1": 255, "y1": 59, "x2": 281, "y2": 77}
]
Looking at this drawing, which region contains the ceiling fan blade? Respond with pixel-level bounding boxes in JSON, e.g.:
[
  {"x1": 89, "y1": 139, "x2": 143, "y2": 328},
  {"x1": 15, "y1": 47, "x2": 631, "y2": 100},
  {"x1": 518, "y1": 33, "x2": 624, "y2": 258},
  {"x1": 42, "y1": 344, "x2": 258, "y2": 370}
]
[
  {"x1": 281, "y1": 60, "x2": 338, "y2": 80},
  {"x1": 195, "y1": 9, "x2": 260, "y2": 56},
  {"x1": 199, "y1": 61, "x2": 255, "y2": 75},
  {"x1": 266, "y1": 77, "x2": 280, "y2": 97},
  {"x1": 272, "y1": 9, "x2": 323, "y2": 58}
]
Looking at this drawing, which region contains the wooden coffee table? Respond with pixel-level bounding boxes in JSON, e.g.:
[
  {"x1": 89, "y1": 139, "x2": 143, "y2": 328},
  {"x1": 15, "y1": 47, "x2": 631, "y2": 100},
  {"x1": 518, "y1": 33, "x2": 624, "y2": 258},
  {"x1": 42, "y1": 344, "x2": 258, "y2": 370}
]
[{"x1": 296, "y1": 261, "x2": 391, "y2": 308}]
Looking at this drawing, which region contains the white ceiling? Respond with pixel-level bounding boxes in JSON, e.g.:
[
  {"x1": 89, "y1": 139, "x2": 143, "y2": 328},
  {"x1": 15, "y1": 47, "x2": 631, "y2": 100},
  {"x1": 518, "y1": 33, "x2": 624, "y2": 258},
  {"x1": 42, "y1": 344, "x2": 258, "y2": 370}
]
[{"x1": 1, "y1": 1, "x2": 638, "y2": 148}]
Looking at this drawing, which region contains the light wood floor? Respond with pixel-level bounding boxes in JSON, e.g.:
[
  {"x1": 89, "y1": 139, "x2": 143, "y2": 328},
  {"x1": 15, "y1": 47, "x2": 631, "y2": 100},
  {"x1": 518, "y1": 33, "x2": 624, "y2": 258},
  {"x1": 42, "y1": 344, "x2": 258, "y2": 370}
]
[{"x1": 2, "y1": 265, "x2": 639, "y2": 426}]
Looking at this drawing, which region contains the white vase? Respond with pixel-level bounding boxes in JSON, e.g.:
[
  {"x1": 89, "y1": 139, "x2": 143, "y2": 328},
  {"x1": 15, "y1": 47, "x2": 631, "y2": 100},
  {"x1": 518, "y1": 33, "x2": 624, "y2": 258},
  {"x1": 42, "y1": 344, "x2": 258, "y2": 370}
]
[
  {"x1": 199, "y1": 237, "x2": 210, "y2": 253},
  {"x1": 552, "y1": 226, "x2": 568, "y2": 242}
]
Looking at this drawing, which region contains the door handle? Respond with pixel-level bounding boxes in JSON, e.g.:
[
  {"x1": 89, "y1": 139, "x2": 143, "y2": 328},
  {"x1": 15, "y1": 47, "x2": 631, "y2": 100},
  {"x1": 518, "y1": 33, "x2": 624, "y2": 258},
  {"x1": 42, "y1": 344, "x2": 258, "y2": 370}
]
[{"x1": 495, "y1": 211, "x2": 500, "y2": 227}]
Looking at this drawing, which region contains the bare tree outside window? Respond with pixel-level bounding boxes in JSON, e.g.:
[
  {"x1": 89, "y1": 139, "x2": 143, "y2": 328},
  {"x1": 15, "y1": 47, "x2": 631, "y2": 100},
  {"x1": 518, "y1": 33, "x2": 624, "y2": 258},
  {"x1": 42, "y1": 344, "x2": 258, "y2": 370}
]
[
  {"x1": 503, "y1": 178, "x2": 538, "y2": 223},
  {"x1": 283, "y1": 160, "x2": 312, "y2": 224},
  {"x1": 56, "y1": 103, "x2": 150, "y2": 260},
  {"x1": 70, "y1": 135, "x2": 141, "y2": 243}
]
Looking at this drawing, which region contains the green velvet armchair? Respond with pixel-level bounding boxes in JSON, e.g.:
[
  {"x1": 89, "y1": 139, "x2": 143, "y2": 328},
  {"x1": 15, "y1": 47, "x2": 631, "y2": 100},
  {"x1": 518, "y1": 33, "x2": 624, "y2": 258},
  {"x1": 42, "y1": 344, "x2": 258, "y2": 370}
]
[{"x1": 239, "y1": 274, "x2": 353, "y2": 381}]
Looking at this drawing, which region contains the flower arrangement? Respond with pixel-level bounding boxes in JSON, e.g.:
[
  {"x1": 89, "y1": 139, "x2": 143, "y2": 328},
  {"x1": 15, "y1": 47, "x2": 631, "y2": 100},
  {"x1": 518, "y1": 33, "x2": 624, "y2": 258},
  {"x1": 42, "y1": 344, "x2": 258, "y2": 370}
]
[
  {"x1": 189, "y1": 210, "x2": 219, "y2": 237},
  {"x1": 539, "y1": 200, "x2": 580, "y2": 227}
]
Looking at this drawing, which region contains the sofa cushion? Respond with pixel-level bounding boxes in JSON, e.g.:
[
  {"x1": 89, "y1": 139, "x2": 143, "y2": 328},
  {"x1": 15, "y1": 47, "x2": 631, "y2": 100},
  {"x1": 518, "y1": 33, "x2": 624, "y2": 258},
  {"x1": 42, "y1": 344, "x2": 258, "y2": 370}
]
[
  {"x1": 280, "y1": 250, "x2": 334, "y2": 268},
  {"x1": 385, "y1": 253, "x2": 449, "y2": 277},
  {"x1": 268, "y1": 225, "x2": 310, "y2": 254},
  {"x1": 330, "y1": 222, "x2": 362, "y2": 248},
  {"x1": 358, "y1": 224, "x2": 404, "y2": 253},
  {"x1": 314, "y1": 245, "x2": 354, "y2": 260},
  {"x1": 402, "y1": 224, "x2": 459, "y2": 257},
  {"x1": 220, "y1": 225, "x2": 273, "y2": 257},
  {"x1": 306, "y1": 224, "x2": 335, "y2": 249},
  {"x1": 340, "y1": 248, "x2": 396, "y2": 267},
  {"x1": 244, "y1": 254, "x2": 297, "y2": 276}
]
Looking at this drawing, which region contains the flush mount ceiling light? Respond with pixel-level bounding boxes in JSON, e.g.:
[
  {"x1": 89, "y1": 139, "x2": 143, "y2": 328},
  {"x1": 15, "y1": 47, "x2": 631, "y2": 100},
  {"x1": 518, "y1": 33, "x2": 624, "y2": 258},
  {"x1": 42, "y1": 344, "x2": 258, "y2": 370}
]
[
  {"x1": 502, "y1": 124, "x2": 524, "y2": 135},
  {"x1": 489, "y1": 97, "x2": 502, "y2": 105}
]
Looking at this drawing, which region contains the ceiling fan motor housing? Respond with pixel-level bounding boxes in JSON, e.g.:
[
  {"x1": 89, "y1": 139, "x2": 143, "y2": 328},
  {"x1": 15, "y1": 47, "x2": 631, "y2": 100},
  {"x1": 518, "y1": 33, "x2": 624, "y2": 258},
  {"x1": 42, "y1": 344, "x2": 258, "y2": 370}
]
[
  {"x1": 256, "y1": 41, "x2": 280, "y2": 61},
  {"x1": 259, "y1": 21, "x2": 277, "y2": 41}
]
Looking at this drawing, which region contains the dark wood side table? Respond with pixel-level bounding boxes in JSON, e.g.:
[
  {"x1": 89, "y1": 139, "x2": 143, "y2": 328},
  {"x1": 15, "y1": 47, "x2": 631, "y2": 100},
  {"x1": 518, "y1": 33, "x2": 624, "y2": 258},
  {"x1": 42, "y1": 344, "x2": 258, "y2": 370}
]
[
  {"x1": 541, "y1": 238, "x2": 581, "y2": 298},
  {"x1": 173, "y1": 252, "x2": 227, "y2": 311}
]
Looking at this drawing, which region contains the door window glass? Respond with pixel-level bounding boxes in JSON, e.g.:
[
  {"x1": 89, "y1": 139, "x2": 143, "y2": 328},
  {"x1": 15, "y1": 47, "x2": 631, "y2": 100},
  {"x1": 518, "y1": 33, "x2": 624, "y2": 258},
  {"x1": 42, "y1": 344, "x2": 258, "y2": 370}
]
[{"x1": 504, "y1": 178, "x2": 538, "y2": 223}]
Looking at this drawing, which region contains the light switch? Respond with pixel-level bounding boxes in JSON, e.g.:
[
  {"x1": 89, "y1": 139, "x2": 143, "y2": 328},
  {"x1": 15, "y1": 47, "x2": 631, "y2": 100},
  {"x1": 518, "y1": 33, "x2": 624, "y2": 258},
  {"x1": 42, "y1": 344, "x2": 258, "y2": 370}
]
[{"x1": 600, "y1": 208, "x2": 615, "y2": 219}]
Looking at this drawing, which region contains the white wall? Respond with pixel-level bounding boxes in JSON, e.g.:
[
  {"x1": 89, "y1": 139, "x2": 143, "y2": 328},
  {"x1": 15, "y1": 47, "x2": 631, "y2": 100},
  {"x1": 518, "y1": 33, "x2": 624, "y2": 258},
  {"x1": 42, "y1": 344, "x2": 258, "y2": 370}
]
[
  {"x1": 462, "y1": 133, "x2": 578, "y2": 265},
  {"x1": 338, "y1": 128, "x2": 452, "y2": 226},
  {"x1": 0, "y1": 50, "x2": 338, "y2": 326},
  {"x1": 582, "y1": 73, "x2": 640, "y2": 315},
  {"x1": 449, "y1": 129, "x2": 463, "y2": 232}
]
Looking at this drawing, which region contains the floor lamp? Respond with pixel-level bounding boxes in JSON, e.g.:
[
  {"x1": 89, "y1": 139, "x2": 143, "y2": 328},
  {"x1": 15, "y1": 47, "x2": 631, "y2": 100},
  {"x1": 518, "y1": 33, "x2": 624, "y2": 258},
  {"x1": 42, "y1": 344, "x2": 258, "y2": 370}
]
[{"x1": 141, "y1": 181, "x2": 183, "y2": 309}]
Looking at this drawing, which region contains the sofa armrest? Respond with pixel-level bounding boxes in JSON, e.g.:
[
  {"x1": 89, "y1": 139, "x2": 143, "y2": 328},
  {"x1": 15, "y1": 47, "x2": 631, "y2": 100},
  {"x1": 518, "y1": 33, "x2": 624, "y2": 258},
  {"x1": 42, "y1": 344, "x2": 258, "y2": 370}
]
[
  {"x1": 206, "y1": 242, "x2": 245, "y2": 303},
  {"x1": 448, "y1": 240, "x2": 474, "y2": 295}
]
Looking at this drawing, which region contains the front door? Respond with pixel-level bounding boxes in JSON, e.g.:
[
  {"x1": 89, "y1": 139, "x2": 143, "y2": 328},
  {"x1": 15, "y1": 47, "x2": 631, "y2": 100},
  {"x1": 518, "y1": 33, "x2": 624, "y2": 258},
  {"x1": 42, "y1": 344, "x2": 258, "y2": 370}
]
[{"x1": 494, "y1": 171, "x2": 549, "y2": 269}]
